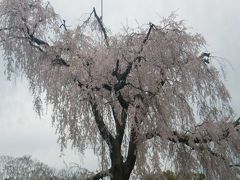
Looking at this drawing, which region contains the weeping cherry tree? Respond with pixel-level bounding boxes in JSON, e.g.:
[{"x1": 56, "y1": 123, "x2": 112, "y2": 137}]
[{"x1": 0, "y1": 0, "x2": 240, "y2": 179}]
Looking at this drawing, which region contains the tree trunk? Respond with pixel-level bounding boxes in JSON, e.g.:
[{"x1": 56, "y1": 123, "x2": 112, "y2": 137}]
[
  {"x1": 109, "y1": 137, "x2": 137, "y2": 180},
  {"x1": 110, "y1": 164, "x2": 133, "y2": 180},
  {"x1": 110, "y1": 166, "x2": 125, "y2": 180},
  {"x1": 110, "y1": 141, "x2": 125, "y2": 180}
]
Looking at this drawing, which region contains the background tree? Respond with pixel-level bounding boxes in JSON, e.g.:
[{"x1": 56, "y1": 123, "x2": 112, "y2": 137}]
[
  {"x1": 0, "y1": 155, "x2": 54, "y2": 180},
  {"x1": 0, "y1": 0, "x2": 240, "y2": 179},
  {"x1": 0, "y1": 155, "x2": 93, "y2": 180}
]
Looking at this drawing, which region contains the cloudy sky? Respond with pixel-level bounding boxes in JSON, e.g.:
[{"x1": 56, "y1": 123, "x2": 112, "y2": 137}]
[{"x1": 0, "y1": 0, "x2": 239, "y2": 171}]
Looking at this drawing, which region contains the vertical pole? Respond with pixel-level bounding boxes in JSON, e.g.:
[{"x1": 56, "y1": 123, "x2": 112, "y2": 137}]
[{"x1": 101, "y1": 0, "x2": 103, "y2": 22}]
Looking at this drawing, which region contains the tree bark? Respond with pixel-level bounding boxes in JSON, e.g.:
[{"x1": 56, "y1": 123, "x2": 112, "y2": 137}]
[{"x1": 110, "y1": 122, "x2": 137, "y2": 180}]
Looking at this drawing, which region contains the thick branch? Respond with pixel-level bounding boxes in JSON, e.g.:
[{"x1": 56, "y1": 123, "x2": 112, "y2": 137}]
[
  {"x1": 113, "y1": 107, "x2": 127, "y2": 144},
  {"x1": 28, "y1": 34, "x2": 49, "y2": 46},
  {"x1": 23, "y1": 21, "x2": 49, "y2": 47},
  {"x1": 145, "y1": 118, "x2": 240, "y2": 145},
  {"x1": 101, "y1": 83, "x2": 129, "y2": 109},
  {"x1": 112, "y1": 60, "x2": 132, "y2": 85},
  {"x1": 109, "y1": 61, "x2": 133, "y2": 94},
  {"x1": 124, "y1": 117, "x2": 138, "y2": 177},
  {"x1": 117, "y1": 92, "x2": 129, "y2": 109},
  {"x1": 145, "y1": 130, "x2": 210, "y2": 145},
  {"x1": 90, "y1": 101, "x2": 114, "y2": 147},
  {"x1": 73, "y1": 77, "x2": 129, "y2": 111},
  {"x1": 102, "y1": 23, "x2": 156, "y2": 110},
  {"x1": 145, "y1": 129, "x2": 229, "y2": 163},
  {"x1": 107, "y1": 23, "x2": 155, "y2": 94}
]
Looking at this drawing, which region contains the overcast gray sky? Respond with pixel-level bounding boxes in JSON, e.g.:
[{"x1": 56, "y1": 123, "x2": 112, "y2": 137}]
[{"x1": 0, "y1": 0, "x2": 239, "y2": 171}]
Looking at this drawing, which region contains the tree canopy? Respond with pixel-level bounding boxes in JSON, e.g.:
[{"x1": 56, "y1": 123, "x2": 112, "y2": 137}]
[{"x1": 0, "y1": 0, "x2": 240, "y2": 179}]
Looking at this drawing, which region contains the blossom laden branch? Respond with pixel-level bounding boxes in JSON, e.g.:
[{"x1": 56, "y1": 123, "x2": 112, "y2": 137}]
[{"x1": 145, "y1": 118, "x2": 240, "y2": 146}]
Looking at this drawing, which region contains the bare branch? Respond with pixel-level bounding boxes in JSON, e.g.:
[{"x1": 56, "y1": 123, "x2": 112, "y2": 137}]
[
  {"x1": 93, "y1": 8, "x2": 109, "y2": 47},
  {"x1": 59, "y1": 19, "x2": 68, "y2": 31},
  {"x1": 28, "y1": 34, "x2": 49, "y2": 46},
  {"x1": 143, "y1": 22, "x2": 155, "y2": 44}
]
